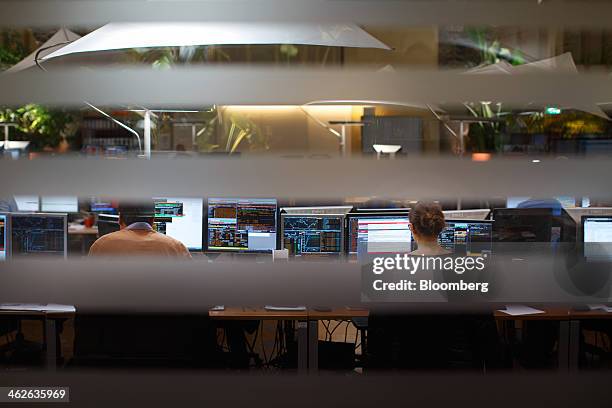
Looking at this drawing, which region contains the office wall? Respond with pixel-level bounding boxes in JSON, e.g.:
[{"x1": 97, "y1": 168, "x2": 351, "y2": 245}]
[{"x1": 221, "y1": 106, "x2": 358, "y2": 155}]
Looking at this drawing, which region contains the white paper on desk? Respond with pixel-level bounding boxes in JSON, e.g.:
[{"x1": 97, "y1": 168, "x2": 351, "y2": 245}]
[
  {"x1": 587, "y1": 304, "x2": 612, "y2": 313},
  {"x1": 44, "y1": 304, "x2": 76, "y2": 313},
  {"x1": 0, "y1": 303, "x2": 75, "y2": 312},
  {"x1": 0, "y1": 303, "x2": 46, "y2": 311},
  {"x1": 498, "y1": 305, "x2": 545, "y2": 316}
]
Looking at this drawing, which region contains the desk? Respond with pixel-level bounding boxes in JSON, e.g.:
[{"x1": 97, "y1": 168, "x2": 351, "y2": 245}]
[
  {"x1": 68, "y1": 226, "x2": 99, "y2": 236},
  {"x1": 494, "y1": 307, "x2": 612, "y2": 371},
  {"x1": 209, "y1": 307, "x2": 309, "y2": 372},
  {"x1": 0, "y1": 308, "x2": 75, "y2": 371},
  {"x1": 211, "y1": 307, "x2": 612, "y2": 372}
]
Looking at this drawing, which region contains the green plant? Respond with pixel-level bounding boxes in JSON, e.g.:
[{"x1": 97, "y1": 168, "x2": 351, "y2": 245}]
[
  {"x1": 223, "y1": 112, "x2": 269, "y2": 154},
  {"x1": 0, "y1": 30, "x2": 29, "y2": 70},
  {"x1": 466, "y1": 28, "x2": 527, "y2": 67},
  {"x1": 464, "y1": 102, "x2": 506, "y2": 152},
  {"x1": 0, "y1": 105, "x2": 75, "y2": 149}
]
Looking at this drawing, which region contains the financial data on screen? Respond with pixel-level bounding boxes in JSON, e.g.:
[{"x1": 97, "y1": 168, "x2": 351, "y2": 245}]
[
  {"x1": 208, "y1": 198, "x2": 277, "y2": 252},
  {"x1": 154, "y1": 197, "x2": 203, "y2": 251}
]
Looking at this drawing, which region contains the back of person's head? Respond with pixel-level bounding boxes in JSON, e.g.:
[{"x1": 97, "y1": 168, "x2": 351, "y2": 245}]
[
  {"x1": 409, "y1": 201, "x2": 446, "y2": 239},
  {"x1": 118, "y1": 199, "x2": 156, "y2": 227}
]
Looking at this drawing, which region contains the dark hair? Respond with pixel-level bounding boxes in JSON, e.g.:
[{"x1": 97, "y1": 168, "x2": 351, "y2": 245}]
[
  {"x1": 409, "y1": 201, "x2": 446, "y2": 238},
  {"x1": 118, "y1": 199, "x2": 155, "y2": 226}
]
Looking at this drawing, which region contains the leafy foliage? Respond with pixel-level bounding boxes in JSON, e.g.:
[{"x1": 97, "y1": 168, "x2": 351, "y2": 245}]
[
  {"x1": 467, "y1": 28, "x2": 527, "y2": 67},
  {"x1": 0, "y1": 105, "x2": 75, "y2": 149}
]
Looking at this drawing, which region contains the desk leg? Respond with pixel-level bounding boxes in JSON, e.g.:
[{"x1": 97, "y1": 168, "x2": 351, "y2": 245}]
[
  {"x1": 297, "y1": 320, "x2": 308, "y2": 373},
  {"x1": 44, "y1": 318, "x2": 57, "y2": 371},
  {"x1": 568, "y1": 320, "x2": 580, "y2": 371},
  {"x1": 308, "y1": 321, "x2": 318, "y2": 373},
  {"x1": 558, "y1": 320, "x2": 570, "y2": 372}
]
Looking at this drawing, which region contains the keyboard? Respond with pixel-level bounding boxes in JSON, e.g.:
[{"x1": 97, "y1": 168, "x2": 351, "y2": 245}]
[{"x1": 264, "y1": 305, "x2": 307, "y2": 312}]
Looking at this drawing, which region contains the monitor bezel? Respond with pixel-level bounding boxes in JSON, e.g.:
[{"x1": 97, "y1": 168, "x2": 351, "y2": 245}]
[
  {"x1": 153, "y1": 197, "x2": 205, "y2": 252},
  {"x1": 8, "y1": 212, "x2": 68, "y2": 259},
  {"x1": 581, "y1": 215, "x2": 612, "y2": 261},
  {"x1": 442, "y1": 219, "x2": 494, "y2": 255},
  {"x1": 491, "y1": 208, "x2": 554, "y2": 243},
  {"x1": 205, "y1": 198, "x2": 279, "y2": 254},
  {"x1": 281, "y1": 213, "x2": 345, "y2": 257},
  {"x1": 0, "y1": 213, "x2": 9, "y2": 261},
  {"x1": 345, "y1": 211, "x2": 411, "y2": 255}
]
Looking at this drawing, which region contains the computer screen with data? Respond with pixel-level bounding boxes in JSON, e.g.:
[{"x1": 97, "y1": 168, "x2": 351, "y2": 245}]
[
  {"x1": 153, "y1": 197, "x2": 204, "y2": 251},
  {"x1": 41, "y1": 196, "x2": 79, "y2": 213},
  {"x1": 583, "y1": 216, "x2": 612, "y2": 261},
  {"x1": 439, "y1": 220, "x2": 493, "y2": 256},
  {"x1": 282, "y1": 214, "x2": 343, "y2": 256},
  {"x1": 347, "y1": 213, "x2": 412, "y2": 255},
  {"x1": 207, "y1": 198, "x2": 277, "y2": 252},
  {"x1": 10, "y1": 214, "x2": 67, "y2": 258},
  {"x1": 90, "y1": 197, "x2": 118, "y2": 214},
  {"x1": 0, "y1": 214, "x2": 7, "y2": 261}
]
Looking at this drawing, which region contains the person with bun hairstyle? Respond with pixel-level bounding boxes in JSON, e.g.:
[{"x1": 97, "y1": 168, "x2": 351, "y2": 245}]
[{"x1": 409, "y1": 201, "x2": 451, "y2": 256}]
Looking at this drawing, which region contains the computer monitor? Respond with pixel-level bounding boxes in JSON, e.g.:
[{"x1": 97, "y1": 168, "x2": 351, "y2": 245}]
[
  {"x1": 282, "y1": 214, "x2": 344, "y2": 256},
  {"x1": 41, "y1": 196, "x2": 79, "y2": 213},
  {"x1": 97, "y1": 214, "x2": 120, "y2": 237},
  {"x1": 492, "y1": 208, "x2": 553, "y2": 243},
  {"x1": 0, "y1": 214, "x2": 7, "y2": 261},
  {"x1": 582, "y1": 216, "x2": 612, "y2": 261},
  {"x1": 90, "y1": 197, "x2": 118, "y2": 214},
  {"x1": 507, "y1": 197, "x2": 576, "y2": 212},
  {"x1": 346, "y1": 212, "x2": 412, "y2": 255},
  {"x1": 354, "y1": 208, "x2": 411, "y2": 213},
  {"x1": 281, "y1": 206, "x2": 353, "y2": 215},
  {"x1": 440, "y1": 220, "x2": 493, "y2": 256},
  {"x1": 14, "y1": 196, "x2": 39, "y2": 212},
  {"x1": 154, "y1": 197, "x2": 204, "y2": 251},
  {"x1": 443, "y1": 209, "x2": 491, "y2": 221},
  {"x1": 10, "y1": 213, "x2": 67, "y2": 258},
  {"x1": 207, "y1": 198, "x2": 277, "y2": 252}
]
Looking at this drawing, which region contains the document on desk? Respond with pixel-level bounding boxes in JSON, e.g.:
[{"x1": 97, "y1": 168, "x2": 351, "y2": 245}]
[
  {"x1": 498, "y1": 305, "x2": 546, "y2": 316},
  {"x1": 0, "y1": 303, "x2": 47, "y2": 312},
  {"x1": 45, "y1": 304, "x2": 76, "y2": 313},
  {"x1": 587, "y1": 304, "x2": 612, "y2": 313},
  {"x1": 0, "y1": 303, "x2": 76, "y2": 313}
]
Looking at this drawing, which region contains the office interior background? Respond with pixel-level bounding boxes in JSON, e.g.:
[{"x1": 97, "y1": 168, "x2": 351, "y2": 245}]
[{"x1": 1, "y1": 1, "x2": 612, "y2": 406}]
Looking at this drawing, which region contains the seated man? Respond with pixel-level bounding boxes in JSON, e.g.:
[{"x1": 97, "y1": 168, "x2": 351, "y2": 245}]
[{"x1": 89, "y1": 199, "x2": 191, "y2": 258}]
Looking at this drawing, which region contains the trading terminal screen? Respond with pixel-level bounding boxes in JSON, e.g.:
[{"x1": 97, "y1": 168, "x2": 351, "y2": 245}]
[
  {"x1": 583, "y1": 217, "x2": 612, "y2": 261},
  {"x1": 208, "y1": 198, "x2": 277, "y2": 252},
  {"x1": 439, "y1": 221, "x2": 493, "y2": 256},
  {"x1": 154, "y1": 197, "x2": 203, "y2": 251},
  {"x1": 0, "y1": 215, "x2": 6, "y2": 261},
  {"x1": 348, "y1": 215, "x2": 413, "y2": 255},
  {"x1": 90, "y1": 197, "x2": 118, "y2": 214},
  {"x1": 283, "y1": 215, "x2": 343, "y2": 255},
  {"x1": 10, "y1": 215, "x2": 66, "y2": 258}
]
